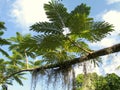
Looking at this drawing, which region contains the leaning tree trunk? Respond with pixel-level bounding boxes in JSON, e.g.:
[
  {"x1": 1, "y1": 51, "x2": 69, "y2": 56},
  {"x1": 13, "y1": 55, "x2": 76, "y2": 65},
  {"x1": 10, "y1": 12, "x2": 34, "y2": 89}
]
[{"x1": 5, "y1": 43, "x2": 120, "y2": 79}]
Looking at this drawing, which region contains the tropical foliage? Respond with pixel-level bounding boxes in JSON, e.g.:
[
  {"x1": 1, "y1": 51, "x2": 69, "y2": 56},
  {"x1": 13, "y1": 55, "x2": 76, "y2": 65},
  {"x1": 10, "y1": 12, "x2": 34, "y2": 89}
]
[
  {"x1": 76, "y1": 73, "x2": 120, "y2": 90},
  {"x1": 20, "y1": 1, "x2": 113, "y2": 65},
  {"x1": 0, "y1": 22, "x2": 10, "y2": 56},
  {"x1": 0, "y1": 0, "x2": 120, "y2": 90},
  {"x1": 0, "y1": 22, "x2": 26, "y2": 89},
  {"x1": 17, "y1": 1, "x2": 114, "y2": 89}
]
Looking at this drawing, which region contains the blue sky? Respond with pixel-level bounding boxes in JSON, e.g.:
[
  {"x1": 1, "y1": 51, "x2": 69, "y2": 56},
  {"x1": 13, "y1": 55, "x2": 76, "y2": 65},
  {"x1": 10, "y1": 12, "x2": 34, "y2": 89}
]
[{"x1": 0, "y1": 0, "x2": 120, "y2": 90}]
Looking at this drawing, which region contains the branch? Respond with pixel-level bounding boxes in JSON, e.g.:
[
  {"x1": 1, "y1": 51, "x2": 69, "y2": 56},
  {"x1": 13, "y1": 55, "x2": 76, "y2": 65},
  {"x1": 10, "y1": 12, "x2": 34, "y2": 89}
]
[
  {"x1": 66, "y1": 36, "x2": 93, "y2": 54},
  {"x1": 5, "y1": 43, "x2": 120, "y2": 79}
]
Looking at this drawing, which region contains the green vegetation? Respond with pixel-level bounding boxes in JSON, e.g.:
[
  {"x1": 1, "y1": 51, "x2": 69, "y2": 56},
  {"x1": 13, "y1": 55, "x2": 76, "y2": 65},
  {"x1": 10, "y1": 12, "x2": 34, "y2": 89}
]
[
  {"x1": 76, "y1": 73, "x2": 120, "y2": 90},
  {"x1": 0, "y1": 0, "x2": 120, "y2": 90}
]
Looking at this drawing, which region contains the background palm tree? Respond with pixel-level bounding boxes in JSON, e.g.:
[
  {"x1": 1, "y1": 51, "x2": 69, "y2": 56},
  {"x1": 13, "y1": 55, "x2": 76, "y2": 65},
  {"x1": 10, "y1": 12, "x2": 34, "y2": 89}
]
[{"x1": 8, "y1": 32, "x2": 36, "y2": 69}]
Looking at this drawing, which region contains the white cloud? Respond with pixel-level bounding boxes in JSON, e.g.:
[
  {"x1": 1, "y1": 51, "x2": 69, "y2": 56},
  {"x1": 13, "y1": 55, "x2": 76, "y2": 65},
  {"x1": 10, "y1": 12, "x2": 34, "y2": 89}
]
[
  {"x1": 106, "y1": 0, "x2": 120, "y2": 4},
  {"x1": 101, "y1": 10, "x2": 120, "y2": 75},
  {"x1": 10, "y1": 0, "x2": 50, "y2": 33},
  {"x1": 103, "y1": 10, "x2": 120, "y2": 31},
  {"x1": 101, "y1": 54, "x2": 120, "y2": 76},
  {"x1": 100, "y1": 10, "x2": 120, "y2": 47},
  {"x1": 100, "y1": 37, "x2": 118, "y2": 47}
]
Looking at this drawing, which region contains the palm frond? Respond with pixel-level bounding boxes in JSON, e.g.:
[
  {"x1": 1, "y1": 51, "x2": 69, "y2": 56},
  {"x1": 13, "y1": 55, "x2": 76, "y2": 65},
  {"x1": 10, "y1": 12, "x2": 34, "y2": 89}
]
[
  {"x1": 67, "y1": 13, "x2": 93, "y2": 35},
  {"x1": 71, "y1": 3, "x2": 91, "y2": 16},
  {"x1": 44, "y1": 1, "x2": 68, "y2": 27},
  {"x1": 79, "y1": 21, "x2": 114, "y2": 42},
  {"x1": 30, "y1": 22, "x2": 63, "y2": 35},
  {"x1": 8, "y1": 32, "x2": 36, "y2": 58},
  {"x1": 0, "y1": 22, "x2": 6, "y2": 30},
  {"x1": 31, "y1": 34, "x2": 64, "y2": 51},
  {"x1": 42, "y1": 50, "x2": 73, "y2": 64},
  {"x1": 18, "y1": 37, "x2": 38, "y2": 52},
  {"x1": 13, "y1": 76, "x2": 23, "y2": 86},
  {"x1": 9, "y1": 44, "x2": 19, "y2": 50},
  {"x1": 90, "y1": 21, "x2": 114, "y2": 42},
  {"x1": 18, "y1": 33, "x2": 66, "y2": 57},
  {"x1": 0, "y1": 48, "x2": 9, "y2": 57},
  {"x1": 0, "y1": 38, "x2": 10, "y2": 45},
  {"x1": 66, "y1": 3, "x2": 114, "y2": 42},
  {"x1": 67, "y1": 16, "x2": 113, "y2": 42},
  {"x1": 8, "y1": 32, "x2": 31, "y2": 43}
]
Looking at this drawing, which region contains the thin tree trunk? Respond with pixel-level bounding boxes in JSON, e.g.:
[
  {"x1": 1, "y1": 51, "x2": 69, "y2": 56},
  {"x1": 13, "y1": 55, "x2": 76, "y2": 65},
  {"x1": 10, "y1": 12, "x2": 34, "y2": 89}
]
[{"x1": 24, "y1": 51, "x2": 29, "y2": 69}]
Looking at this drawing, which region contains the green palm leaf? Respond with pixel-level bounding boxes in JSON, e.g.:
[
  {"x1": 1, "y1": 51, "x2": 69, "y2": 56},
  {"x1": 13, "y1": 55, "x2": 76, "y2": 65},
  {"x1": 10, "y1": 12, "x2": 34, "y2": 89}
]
[
  {"x1": 44, "y1": 1, "x2": 68, "y2": 27},
  {"x1": 22, "y1": 2, "x2": 114, "y2": 66},
  {"x1": 66, "y1": 4, "x2": 113, "y2": 42},
  {"x1": 90, "y1": 21, "x2": 114, "y2": 42},
  {"x1": 71, "y1": 3, "x2": 91, "y2": 16},
  {"x1": 67, "y1": 13, "x2": 93, "y2": 34},
  {"x1": 32, "y1": 34, "x2": 64, "y2": 51},
  {"x1": 9, "y1": 32, "x2": 36, "y2": 58},
  {"x1": 0, "y1": 48, "x2": 9, "y2": 57},
  {"x1": 30, "y1": 22, "x2": 63, "y2": 35},
  {"x1": 14, "y1": 76, "x2": 23, "y2": 86},
  {"x1": 29, "y1": 2, "x2": 114, "y2": 55},
  {"x1": 0, "y1": 38, "x2": 10, "y2": 45},
  {"x1": 0, "y1": 22, "x2": 6, "y2": 30},
  {"x1": 0, "y1": 21, "x2": 10, "y2": 57}
]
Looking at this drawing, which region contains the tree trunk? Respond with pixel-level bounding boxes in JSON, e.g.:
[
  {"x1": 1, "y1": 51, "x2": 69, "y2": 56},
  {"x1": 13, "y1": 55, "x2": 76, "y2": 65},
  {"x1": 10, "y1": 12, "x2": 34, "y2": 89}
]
[
  {"x1": 24, "y1": 51, "x2": 29, "y2": 69},
  {"x1": 6, "y1": 43, "x2": 120, "y2": 79}
]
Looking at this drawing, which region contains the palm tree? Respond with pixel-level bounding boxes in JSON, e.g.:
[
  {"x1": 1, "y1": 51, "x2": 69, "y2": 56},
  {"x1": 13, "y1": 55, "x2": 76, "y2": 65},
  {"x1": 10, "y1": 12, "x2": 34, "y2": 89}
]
[
  {"x1": 0, "y1": 32, "x2": 33, "y2": 89},
  {"x1": 27, "y1": 1, "x2": 113, "y2": 73},
  {"x1": 28, "y1": 1, "x2": 113, "y2": 59},
  {"x1": 8, "y1": 32, "x2": 36, "y2": 69}
]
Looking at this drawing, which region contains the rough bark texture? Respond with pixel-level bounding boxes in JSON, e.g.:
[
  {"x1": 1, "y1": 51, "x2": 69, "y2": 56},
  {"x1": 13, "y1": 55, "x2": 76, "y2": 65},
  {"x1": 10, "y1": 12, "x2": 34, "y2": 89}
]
[{"x1": 6, "y1": 43, "x2": 120, "y2": 79}]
